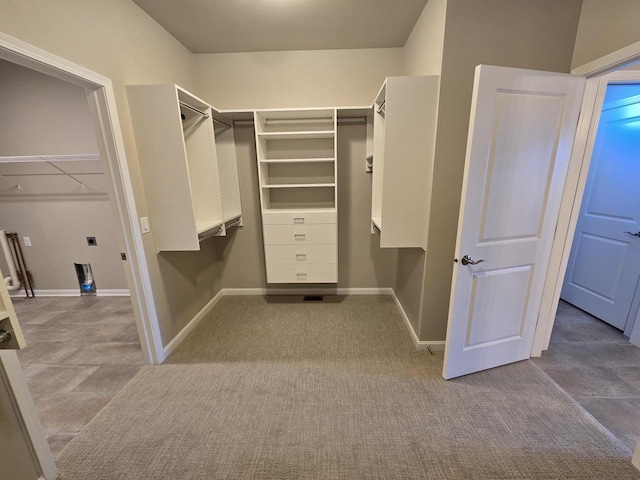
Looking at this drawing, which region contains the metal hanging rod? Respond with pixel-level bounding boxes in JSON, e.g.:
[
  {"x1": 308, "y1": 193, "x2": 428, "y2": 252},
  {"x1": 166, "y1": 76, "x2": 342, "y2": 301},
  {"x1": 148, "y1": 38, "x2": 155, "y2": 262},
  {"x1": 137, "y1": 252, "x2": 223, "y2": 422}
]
[
  {"x1": 266, "y1": 117, "x2": 333, "y2": 125},
  {"x1": 0, "y1": 174, "x2": 20, "y2": 190},
  {"x1": 46, "y1": 161, "x2": 88, "y2": 188},
  {"x1": 179, "y1": 101, "x2": 209, "y2": 119},
  {"x1": 213, "y1": 117, "x2": 232, "y2": 129},
  {"x1": 376, "y1": 100, "x2": 386, "y2": 114}
]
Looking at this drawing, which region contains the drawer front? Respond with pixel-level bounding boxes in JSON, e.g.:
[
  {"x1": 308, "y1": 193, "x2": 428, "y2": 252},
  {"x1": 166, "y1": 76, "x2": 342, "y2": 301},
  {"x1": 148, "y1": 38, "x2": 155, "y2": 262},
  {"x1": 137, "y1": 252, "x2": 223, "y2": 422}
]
[
  {"x1": 262, "y1": 210, "x2": 336, "y2": 225},
  {"x1": 265, "y1": 244, "x2": 337, "y2": 264},
  {"x1": 263, "y1": 224, "x2": 336, "y2": 245},
  {"x1": 266, "y1": 263, "x2": 337, "y2": 283}
]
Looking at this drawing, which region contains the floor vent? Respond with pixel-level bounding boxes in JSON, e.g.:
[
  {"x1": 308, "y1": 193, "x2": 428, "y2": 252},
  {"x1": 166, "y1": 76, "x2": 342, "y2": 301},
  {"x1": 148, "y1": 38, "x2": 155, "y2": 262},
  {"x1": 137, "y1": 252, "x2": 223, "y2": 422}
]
[{"x1": 303, "y1": 295, "x2": 324, "y2": 302}]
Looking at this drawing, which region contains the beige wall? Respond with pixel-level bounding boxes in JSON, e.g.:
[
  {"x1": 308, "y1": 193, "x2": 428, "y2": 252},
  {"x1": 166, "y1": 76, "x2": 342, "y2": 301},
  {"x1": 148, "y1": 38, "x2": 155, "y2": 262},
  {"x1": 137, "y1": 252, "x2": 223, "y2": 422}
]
[
  {"x1": 393, "y1": 0, "x2": 448, "y2": 338},
  {"x1": 0, "y1": 60, "x2": 99, "y2": 155},
  {"x1": 194, "y1": 48, "x2": 404, "y2": 110},
  {"x1": 0, "y1": 61, "x2": 127, "y2": 291},
  {"x1": 572, "y1": 0, "x2": 640, "y2": 70},
  {"x1": 195, "y1": 47, "x2": 403, "y2": 291},
  {"x1": 216, "y1": 122, "x2": 397, "y2": 290},
  {"x1": 0, "y1": 0, "x2": 220, "y2": 346},
  {"x1": 403, "y1": 0, "x2": 447, "y2": 76},
  {"x1": 418, "y1": 0, "x2": 582, "y2": 340}
]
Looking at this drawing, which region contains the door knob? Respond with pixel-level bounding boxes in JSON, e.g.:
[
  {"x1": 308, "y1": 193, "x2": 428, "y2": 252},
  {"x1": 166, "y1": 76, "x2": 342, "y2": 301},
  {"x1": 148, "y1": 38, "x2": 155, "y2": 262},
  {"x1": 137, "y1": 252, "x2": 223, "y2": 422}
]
[
  {"x1": 461, "y1": 255, "x2": 485, "y2": 266},
  {"x1": 624, "y1": 231, "x2": 640, "y2": 238}
]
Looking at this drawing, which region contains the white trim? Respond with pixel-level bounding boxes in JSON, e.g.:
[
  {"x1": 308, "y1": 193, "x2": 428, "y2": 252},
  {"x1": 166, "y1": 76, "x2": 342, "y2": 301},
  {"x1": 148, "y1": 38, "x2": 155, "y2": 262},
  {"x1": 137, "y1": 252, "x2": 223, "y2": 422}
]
[
  {"x1": 10, "y1": 289, "x2": 130, "y2": 297},
  {"x1": 162, "y1": 290, "x2": 225, "y2": 359},
  {"x1": 533, "y1": 70, "x2": 640, "y2": 357},
  {"x1": 223, "y1": 287, "x2": 394, "y2": 296},
  {"x1": 0, "y1": 32, "x2": 162, "y2": 366},
  {"x1": 572, "y1": 39, "x2": 640, "y2": 77},
  {"x1": 390, "y1": 290, "x2": 445, "y2": 352},
  {"x1": 161, "y1": 288, "x2": 445, "y2": 359},
  {"x1": 0, "y1": 352, "x2": 57, "y2": 480},
  {"x1": 633, "y1": 438, "x2": 640, "y2": 470}
]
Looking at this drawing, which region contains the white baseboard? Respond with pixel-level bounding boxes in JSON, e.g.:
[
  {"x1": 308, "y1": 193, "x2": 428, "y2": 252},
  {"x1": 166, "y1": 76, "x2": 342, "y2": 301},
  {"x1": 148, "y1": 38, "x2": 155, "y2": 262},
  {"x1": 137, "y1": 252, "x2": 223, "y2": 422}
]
[
  {"x1": 161, "y1": 289, "x2": 225, "y2": 359},
  {"x1": 224, "y1": 287, "x2": 394, "y2": 296},
  {"x1": 390, "y1": 290, "x2": 445, "y2": 352},
  {"x1": 10, "y1": 288, "x2": 130, "y2": 297},
  {"x1": 159, "y1": 287, "x2": 444, "y2": 364}
]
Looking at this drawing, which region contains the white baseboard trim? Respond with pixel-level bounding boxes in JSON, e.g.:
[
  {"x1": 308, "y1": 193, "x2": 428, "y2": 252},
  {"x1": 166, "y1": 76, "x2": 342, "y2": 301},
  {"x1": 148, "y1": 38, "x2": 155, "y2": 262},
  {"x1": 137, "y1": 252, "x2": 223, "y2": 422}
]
[
  {"x1": 161, "y1": 289, "x2": 225, "y2": 359},
  {"x1": 10, "y1": 288, "x2": 130, "y2": 297},
  {"x1": 390, "y1": 290, "x2": 445, "y2": 352},
  {"x1": 223, "y1": 287, "x2": 394, "y2": 296},
  {"x1": 159, "y1": 287, "x2": 443, "y2": 364}
]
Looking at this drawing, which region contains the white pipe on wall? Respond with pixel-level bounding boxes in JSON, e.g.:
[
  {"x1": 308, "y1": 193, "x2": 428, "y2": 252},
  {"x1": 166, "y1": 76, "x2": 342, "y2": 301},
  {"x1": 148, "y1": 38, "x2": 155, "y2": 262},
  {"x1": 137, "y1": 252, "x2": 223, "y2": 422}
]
[{"x1": 0, "y1": 230, "x2": 21, "y2": 291}]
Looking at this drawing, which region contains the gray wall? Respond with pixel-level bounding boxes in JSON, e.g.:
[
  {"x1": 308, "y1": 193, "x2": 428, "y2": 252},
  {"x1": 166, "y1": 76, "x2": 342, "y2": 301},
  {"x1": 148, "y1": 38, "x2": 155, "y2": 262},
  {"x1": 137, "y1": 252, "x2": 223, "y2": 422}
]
[
  {"x1": 0, "y1": 0, "x2": 223, "y2": 347},
  {"x1": 194, "y1": 47, "x2": 404, "y2": 292},
  {"x1": 215, "y1": 122, "x2": 397, "y2": 290},
  {"x1": 572, "y1": 0, "x2": 640, "y2": 70},
  {"x1": 0, "y1": 61, "x2": 127, "y2": 291},
  {"x1": 418, "y1": 0, "x2": 582, "y2": 340}
]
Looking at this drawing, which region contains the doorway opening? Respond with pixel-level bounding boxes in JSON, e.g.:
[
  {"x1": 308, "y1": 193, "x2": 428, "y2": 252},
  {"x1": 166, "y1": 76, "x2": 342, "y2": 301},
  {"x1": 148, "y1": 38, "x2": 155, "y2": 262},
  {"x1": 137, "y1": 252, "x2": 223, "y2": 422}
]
[
  {"x1": 0, "y1": 58, "x2": 147, "y2": 456},
  {"x1": 534, "y1": 71, "x2": 640, "y2": 452}
]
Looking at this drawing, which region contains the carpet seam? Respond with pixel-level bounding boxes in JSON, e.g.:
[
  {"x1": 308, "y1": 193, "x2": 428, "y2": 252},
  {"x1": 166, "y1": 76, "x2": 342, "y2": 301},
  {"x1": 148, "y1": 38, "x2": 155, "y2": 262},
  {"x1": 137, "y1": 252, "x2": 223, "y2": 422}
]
[{"x1": 528, "y1": 359, "x2": 633, "y2": 455}]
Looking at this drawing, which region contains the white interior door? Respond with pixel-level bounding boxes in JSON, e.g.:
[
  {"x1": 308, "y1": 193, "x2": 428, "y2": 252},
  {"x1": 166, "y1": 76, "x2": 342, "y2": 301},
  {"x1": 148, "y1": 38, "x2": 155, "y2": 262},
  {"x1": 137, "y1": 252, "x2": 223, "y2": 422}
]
[
  {"x1": 561, "y1": 95, "x2": 640, "y2": 331},
  {"x1": 443, "y1": 65, "x2": 585, "y2": 380}
]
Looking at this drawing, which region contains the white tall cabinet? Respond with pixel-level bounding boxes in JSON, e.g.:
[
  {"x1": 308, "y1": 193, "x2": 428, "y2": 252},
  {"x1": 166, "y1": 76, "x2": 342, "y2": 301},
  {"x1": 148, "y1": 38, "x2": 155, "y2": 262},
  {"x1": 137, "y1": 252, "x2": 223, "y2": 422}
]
[
  {"x1": 371, "y1": 76, "x2": 440, "y2": 249},
  {"x1": 254, "y1": 109, "x2": 338, "y2": 283},
  {"x1": 127, "y1": 84, "x2": 242, "y2": 253}
]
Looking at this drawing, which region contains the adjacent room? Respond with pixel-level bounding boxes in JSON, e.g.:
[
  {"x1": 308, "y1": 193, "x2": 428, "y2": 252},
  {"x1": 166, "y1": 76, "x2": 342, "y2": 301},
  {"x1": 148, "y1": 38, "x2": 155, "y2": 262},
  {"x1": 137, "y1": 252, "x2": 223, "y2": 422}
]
[
  {"x1": 0, "y1": 59, "x2": 144, "y2": 456},
  {"x1": 1, "y1": 1, "x2": 640, "y2": 479}
]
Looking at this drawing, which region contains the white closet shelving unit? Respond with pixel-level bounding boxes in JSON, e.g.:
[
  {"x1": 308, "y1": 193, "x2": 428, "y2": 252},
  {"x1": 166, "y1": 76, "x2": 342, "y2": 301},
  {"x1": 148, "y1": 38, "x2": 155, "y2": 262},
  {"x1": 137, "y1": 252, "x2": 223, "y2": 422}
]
[
  {"x1": 254, "y1": 109, "x2": 338, "y2": 283},
  {"x1": 126, "y1": 84, "x2": 242, "y2": 253},
  {"x1": 371, "y1": 76, "x2": 440, "y2": 249}
]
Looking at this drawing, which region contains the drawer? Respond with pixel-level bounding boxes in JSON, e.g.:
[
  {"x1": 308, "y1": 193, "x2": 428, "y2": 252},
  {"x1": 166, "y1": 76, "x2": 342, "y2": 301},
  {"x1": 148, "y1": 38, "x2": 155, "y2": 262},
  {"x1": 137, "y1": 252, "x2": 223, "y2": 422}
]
[
  {"x1": 266, "y1": 263, "x2": 337, "y2": 283},
  {"x1": 262, "y1": 210, "x2": 336, "y2": 225},
  {"x1": 263, "y1": 224, "x2": 336, "y2": 245},
  {"x1": 265, "y1": 244, "x2": 337, "y2": 264}
]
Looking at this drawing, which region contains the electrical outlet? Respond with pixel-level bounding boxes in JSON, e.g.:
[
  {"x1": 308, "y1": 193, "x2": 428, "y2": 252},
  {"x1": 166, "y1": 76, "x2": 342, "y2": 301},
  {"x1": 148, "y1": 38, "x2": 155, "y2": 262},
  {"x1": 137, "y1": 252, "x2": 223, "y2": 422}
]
[{"x1": 23, "y1": 236, "x2": 31, "y2": 247}]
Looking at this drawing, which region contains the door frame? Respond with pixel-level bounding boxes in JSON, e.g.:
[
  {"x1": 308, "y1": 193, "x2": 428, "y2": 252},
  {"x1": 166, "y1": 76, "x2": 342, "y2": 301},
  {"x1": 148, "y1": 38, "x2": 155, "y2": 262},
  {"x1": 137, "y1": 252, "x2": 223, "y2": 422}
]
[
  {"x1": 0, "y1": 31, "x2": 164, "y2": 363},
  {"x1": 532, "y1": 40, "x2": 640, "y2": 356}
]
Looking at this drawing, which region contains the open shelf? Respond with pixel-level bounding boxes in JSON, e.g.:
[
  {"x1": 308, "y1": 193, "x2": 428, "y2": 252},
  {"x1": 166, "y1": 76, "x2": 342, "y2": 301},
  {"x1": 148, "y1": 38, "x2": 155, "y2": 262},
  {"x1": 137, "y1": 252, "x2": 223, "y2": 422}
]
[
  {"x1": 259, "y1": 157, "x2": 335, "y2": 164},
  {"x1": 254, "y1": 109, "x2": 338, "y2": 284},
  {"x1": 257, "y1": 131, "x2": 334, "y2": 140},
  {"x1": 262, "y1": 183, "x2": 335, "y2": 189},
  {"x1": 255, "y1": 109, "x2": 335, "y2": 134},
  {"x1": 196, "y1": 220, "x2": 224, "y2": 236}
]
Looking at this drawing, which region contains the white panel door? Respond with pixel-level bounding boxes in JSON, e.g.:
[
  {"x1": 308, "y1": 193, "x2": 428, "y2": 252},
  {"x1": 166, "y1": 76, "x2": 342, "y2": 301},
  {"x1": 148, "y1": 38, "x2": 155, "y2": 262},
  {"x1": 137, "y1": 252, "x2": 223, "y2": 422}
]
[
  {"x1": 561, "y1": 96, "x2": 640, "y2": 330},
  {"x1": 443, "y1": 65, "x2": 585, "y2": 380}
]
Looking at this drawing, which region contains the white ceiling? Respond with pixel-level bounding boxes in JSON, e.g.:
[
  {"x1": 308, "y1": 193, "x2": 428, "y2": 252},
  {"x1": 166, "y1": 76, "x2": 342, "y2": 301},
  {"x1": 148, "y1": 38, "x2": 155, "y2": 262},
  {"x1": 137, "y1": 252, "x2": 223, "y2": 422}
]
[{"x1": 132, "y1": 0, "x2": 428, "y2": 54}]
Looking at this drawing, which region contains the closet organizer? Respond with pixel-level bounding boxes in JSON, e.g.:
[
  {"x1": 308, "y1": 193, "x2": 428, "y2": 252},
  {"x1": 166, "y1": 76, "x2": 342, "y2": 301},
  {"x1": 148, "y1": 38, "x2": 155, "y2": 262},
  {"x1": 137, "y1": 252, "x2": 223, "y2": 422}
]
[{"x1": 254, "y1": 109, "x2": 338, "y2": 284}]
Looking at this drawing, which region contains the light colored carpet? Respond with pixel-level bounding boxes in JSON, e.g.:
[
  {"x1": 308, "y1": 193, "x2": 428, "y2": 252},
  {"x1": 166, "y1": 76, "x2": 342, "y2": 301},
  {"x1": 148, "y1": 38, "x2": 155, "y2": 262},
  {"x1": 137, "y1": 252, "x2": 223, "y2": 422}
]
[{"x1": 56, "y1": 296, "x2": 640, "y2": 479}]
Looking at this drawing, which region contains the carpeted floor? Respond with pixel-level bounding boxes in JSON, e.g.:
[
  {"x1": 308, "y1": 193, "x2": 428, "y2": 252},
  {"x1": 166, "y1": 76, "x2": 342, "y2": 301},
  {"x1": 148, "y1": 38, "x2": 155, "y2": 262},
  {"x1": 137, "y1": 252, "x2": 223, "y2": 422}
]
[{"x1": 56, "y1": 296, "x2": 640, "y2": 479}]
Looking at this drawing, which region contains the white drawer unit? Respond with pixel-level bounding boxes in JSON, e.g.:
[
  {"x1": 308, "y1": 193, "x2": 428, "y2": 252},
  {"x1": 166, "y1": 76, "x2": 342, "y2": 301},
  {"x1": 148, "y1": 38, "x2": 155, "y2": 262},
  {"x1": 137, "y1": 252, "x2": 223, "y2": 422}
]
[
  {"x1": 265, "y1": 244, "x2": 337, "y2": 264},
  {"x1": 263, "y1": 224, "x2": 336, "y2": 245},
  {"x1": 262, "y1": 209, "x2": 336, "y2": 225},
  {"x1": 254, "y1": 109, "x2": 338, "y2": 284},
  {"x1": 266, "y1": 263, "x2": 337, "y2": 284}
]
